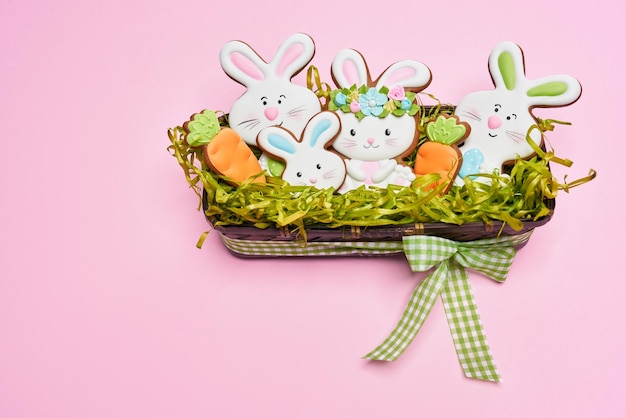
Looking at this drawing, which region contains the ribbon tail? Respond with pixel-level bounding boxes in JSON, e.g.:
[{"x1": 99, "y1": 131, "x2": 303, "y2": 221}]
[
  {"x1": 363, "y1": 262, "x2": 449, "y2": 361},
  {"x1": 441, "y1": 261, "x2": 501, "y2": 382}
]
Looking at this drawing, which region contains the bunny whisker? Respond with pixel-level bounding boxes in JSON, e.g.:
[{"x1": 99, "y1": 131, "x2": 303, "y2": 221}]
[
  {"x1": 287, "y1": 105, "x2": 308, "y2": 115},
  {"x1": 339, "y1": 138, "x2": 357, "y2": 148},
  {"x1": 323, "y1": 169, "x2": 337, "y2": 179},
  {"x1": 238, "y1": 119, "x2": 261, "y2": 131},
  {"x1": 505, "y1": 130, "x2": 526, "y2": 144},
  {"x1": 460, "y1": 109, "x2": 481, "y2": 121}
]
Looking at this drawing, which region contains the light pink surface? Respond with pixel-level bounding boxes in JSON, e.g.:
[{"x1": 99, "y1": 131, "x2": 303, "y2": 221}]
[{"x1": 1, "y1": 1, "x2": 623, "y2": 417}]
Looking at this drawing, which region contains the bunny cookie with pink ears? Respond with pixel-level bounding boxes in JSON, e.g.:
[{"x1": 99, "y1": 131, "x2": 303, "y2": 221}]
[
  {"x1": 329, "y1": 49, "x2": 432, "y2": 192},
  {"x1": 219, "y1": 33, "x2": 322, "y2": 151},
  {"x1": 257, "y1": 111, "x2": 346, "y2": 190},
  {"x1": 454, "y1": 41, "x2": 582, "y2": 182}
]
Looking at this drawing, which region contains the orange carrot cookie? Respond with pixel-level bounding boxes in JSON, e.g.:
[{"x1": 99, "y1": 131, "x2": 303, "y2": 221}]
[
  {"x1": 414, "y1": 115, "x2": 469, "y2": 193},
  {"x1": 204, "y1": 128, "x2": 266, "y2": 184}
]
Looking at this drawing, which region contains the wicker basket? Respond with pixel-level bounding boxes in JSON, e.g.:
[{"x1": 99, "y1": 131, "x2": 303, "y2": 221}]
[
  {"x1": 173, "y1": 104, "x2": 566, "y2": 258},
  {"x1": 202, "y1": 188, "x2": 555, "y2": 258}
]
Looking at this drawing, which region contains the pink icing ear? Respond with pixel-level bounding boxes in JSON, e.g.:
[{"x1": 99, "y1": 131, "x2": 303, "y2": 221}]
[
  {"x1": 231, "y1": 52, "x2": 265, "y2": 81},
  {"x1": 383, "y1": 67, "x2": 416, "y2": 86},
  {"x1": 276, "y1": 43, "x2": 304, "y2": 77},
  {"x1": 342, "y1": 60, "x2": 361, "y2": 87}
]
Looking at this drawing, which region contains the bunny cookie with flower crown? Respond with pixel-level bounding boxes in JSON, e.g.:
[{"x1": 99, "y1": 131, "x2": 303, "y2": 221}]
[
  {"x1": 328, "y1": 49, "x2": 432, "y2": 192},
  {"x1": 220, "y1": 33, "x2": 322, "y2": 173},
  {"x1": 257, "y1": 111, "x2": 346, "y2": 190},
  {"x1": 454, "y1": 41, "x2": 582, "y2": 182}
]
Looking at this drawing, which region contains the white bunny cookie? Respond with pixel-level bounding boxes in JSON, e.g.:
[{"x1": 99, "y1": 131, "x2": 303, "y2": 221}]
[
  {"x1": 454, "y1": 41, "x2": 582, "y2": 181},
  {"x1": 256, "y1": 111, "x2": 346, "y2": 190},
  {"x1": 329, "y1": 49, "x2": 432, "y2": 192},
  {"x1": 219, "y1": 33, "x2": 322, "y2": 150}
]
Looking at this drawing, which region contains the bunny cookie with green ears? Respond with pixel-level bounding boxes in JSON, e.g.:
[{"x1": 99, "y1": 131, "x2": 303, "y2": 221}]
[{"x1": 454, "y1": 41, "x2": 582, "y2": 182}]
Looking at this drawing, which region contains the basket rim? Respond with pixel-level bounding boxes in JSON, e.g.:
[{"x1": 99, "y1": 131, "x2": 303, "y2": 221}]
[{"x1": 202, "y1": 188, "x2": 555, "y2": 242}]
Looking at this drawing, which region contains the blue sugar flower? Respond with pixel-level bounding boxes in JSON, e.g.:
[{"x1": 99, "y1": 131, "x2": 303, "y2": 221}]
[
  {"x1": 358, "y1": 88, "x2": 387, "y2": 117},
  {"x1": 334, "y1": 92, "x2": 347, "y2": 106},
  {"x1": 400, "y1": 98, "x2": 412, "y2": 111}
]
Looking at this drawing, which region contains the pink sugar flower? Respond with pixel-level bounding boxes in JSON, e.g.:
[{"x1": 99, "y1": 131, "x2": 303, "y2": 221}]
[
  {"x1": 388, "y1": 85, "x2": 405, "y2": 101},
  {"x1": 349, "y1": 101, "x2": 361, "y2": 113}
]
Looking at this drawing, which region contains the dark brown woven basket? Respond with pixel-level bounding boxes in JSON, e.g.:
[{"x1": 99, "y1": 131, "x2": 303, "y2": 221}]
[
  {"x1": 202, "y1": 188, "x2": 555, "y2": 256},
  {"x1": 197, "y1": 104, "x2": 557, "y2": 257}
]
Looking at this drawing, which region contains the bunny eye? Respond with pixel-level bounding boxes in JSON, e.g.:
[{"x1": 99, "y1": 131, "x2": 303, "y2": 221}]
[
  {"x1": 316, "y1": 164, "x2": 322, "y2": 170},
  {"x1": 506, "y1": 114, "x2": 517, "y2": 120},
  {"x1": 494, "y1": 104, "x2": 501, "y2": 112},
  {"x1": 349, "y1": 129, "x2": 356, "y2": 136},
  {"x1": 385, "y1": 129, "x2": 391, "y2": 136},
  {"x1": 296, "y1": 172, "x2": 303, "y2": 178},
  {"x1": 261, "y1": 96, "x2": 268, "y2": 106},
  {"x1": 278, "y1": 94, "x2": 286, "y2": 105}
]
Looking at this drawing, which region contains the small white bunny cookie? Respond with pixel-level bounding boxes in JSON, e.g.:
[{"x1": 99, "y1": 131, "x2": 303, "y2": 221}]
[
  {"x1": 256, "y1": 111, "x2": 346, "y2": 190},
  {"x1": 329, "y1": 49, "x2": 432, "y2": 192},
  {"x1": 454, "y1": 41, "x2": 582, "y2": 181},
  {"x1": 220, "y1": 33, "x2": 322, "y2": 153}
]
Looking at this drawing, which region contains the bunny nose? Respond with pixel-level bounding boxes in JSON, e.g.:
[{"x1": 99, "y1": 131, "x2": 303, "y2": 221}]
[
  {"x1": 264, "y1": 107, "x2": 279, "y2": 121},
  {"x1": 367, "y1": 137, "x2": 375, "y2": 145},
  {"x1": 309, "y1": 177, "x2": 318, "y2": 184},
  {"x1": 488, "y1": 115, "x2": 502, "y2": 129}
]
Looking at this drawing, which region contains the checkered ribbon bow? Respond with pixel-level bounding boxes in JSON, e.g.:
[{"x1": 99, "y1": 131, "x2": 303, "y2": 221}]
[{"x1": 364, "y1": 232, "x2": 531, "y2": 382}]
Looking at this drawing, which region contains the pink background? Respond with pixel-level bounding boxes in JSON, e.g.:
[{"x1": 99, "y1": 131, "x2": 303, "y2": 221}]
[{"x1": 1, "y1": 0, "x2": 624, "y2": 417}]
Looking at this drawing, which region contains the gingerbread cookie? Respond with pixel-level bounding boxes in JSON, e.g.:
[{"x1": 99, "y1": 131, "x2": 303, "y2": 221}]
[
  {"x1": 454, "y1": 41, "x2": 582, "y2": 181},
  {"x1": 328, "y1": 49, "x2": 432, "y2": 192},
  {"x1": 256, "y1": 111, "x2": 346, "y2": 190},
  {"x1": 183, "y1": 110, "x2": 265, "y2": 185},
  {"x1": 203, "y1": 128, "x2": 266, "y2": 185},
  {"x1": 414, "y1": 114, "x2": 469, "y2": 194},
  {"x1": 219, "y1": 33, "x2": 322, "y2": 148}
]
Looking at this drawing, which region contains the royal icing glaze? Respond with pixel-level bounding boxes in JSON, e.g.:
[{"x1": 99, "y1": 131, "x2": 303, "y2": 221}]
[
  {"x1": 329, "y1": 49, "x2": 432, "y2": 192},
  {"x1": 219, "y1": 33, "x2": 322, "y2": 147},
  {"x1": 256, "y1": 111, "x2": 347, "y2": 190},
  {"x1": 454, "y1": 41, "x2": 582, "y2": 181},
  {"x1": 203, "y1": 128, "x2": 266, "y2": 185},
  {"x1": 413, "y1": 115, "x2": 469, "y2": 193}
]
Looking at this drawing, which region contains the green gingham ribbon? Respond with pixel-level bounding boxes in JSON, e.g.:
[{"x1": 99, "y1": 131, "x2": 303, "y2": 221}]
[
  {"x1": 219, "y1": 230, "x2": 533, "y2": 381},
  {"x1": 364, "y1": 231, "x2": 533, "y2": 382}
]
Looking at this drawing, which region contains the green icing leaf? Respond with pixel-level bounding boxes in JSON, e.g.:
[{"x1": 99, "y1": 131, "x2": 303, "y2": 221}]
[
  {"x1": 426, "y1": 115, "x2": 467, "y2": 145},
  {"x1": 185, "y1": 110, "x2": 220, "y2": 147}
]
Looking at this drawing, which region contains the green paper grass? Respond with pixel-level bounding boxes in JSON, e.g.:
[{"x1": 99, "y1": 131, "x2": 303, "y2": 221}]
[{"x1": 167, "y1": 103, "x2": 595, "y2": 240}]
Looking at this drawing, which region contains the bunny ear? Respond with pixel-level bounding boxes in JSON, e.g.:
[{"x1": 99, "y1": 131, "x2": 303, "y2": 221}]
[
  {"x1": 488, "y1": 41, "x2": 527, "y2": 92},
  {"x1": 488, "y1": 41, "x2": 582, "y2": 107},
  {"x1": 331, "y1": 49, "x2": 371, "y2": 88},
  {"x1": 269, "y1": 33, "x2": 316, "y2": 79},
  {"x1": 302, "y1": 111, "x2": 341, "y2": 149},
  {"x1": 375, "y1": 60, "x2": 432, "y2": 91},
  {"x1": 220, "y1": 40, "x2": 268, "y2": 86},
  {"x1": 257, "y1": 126, "x2": 298, "y2": 161},
  {"x1": 525, "y1": 74, "x2": 582, "y2": 108}
]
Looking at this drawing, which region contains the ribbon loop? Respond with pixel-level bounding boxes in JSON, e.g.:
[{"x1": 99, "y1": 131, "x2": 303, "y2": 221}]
[
  {"x1": 365, "y1": 231, "x2": 533, "y2": 382},
  {"x1": 453, "y1": 244, "x2": 517, "y2": 283}
]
